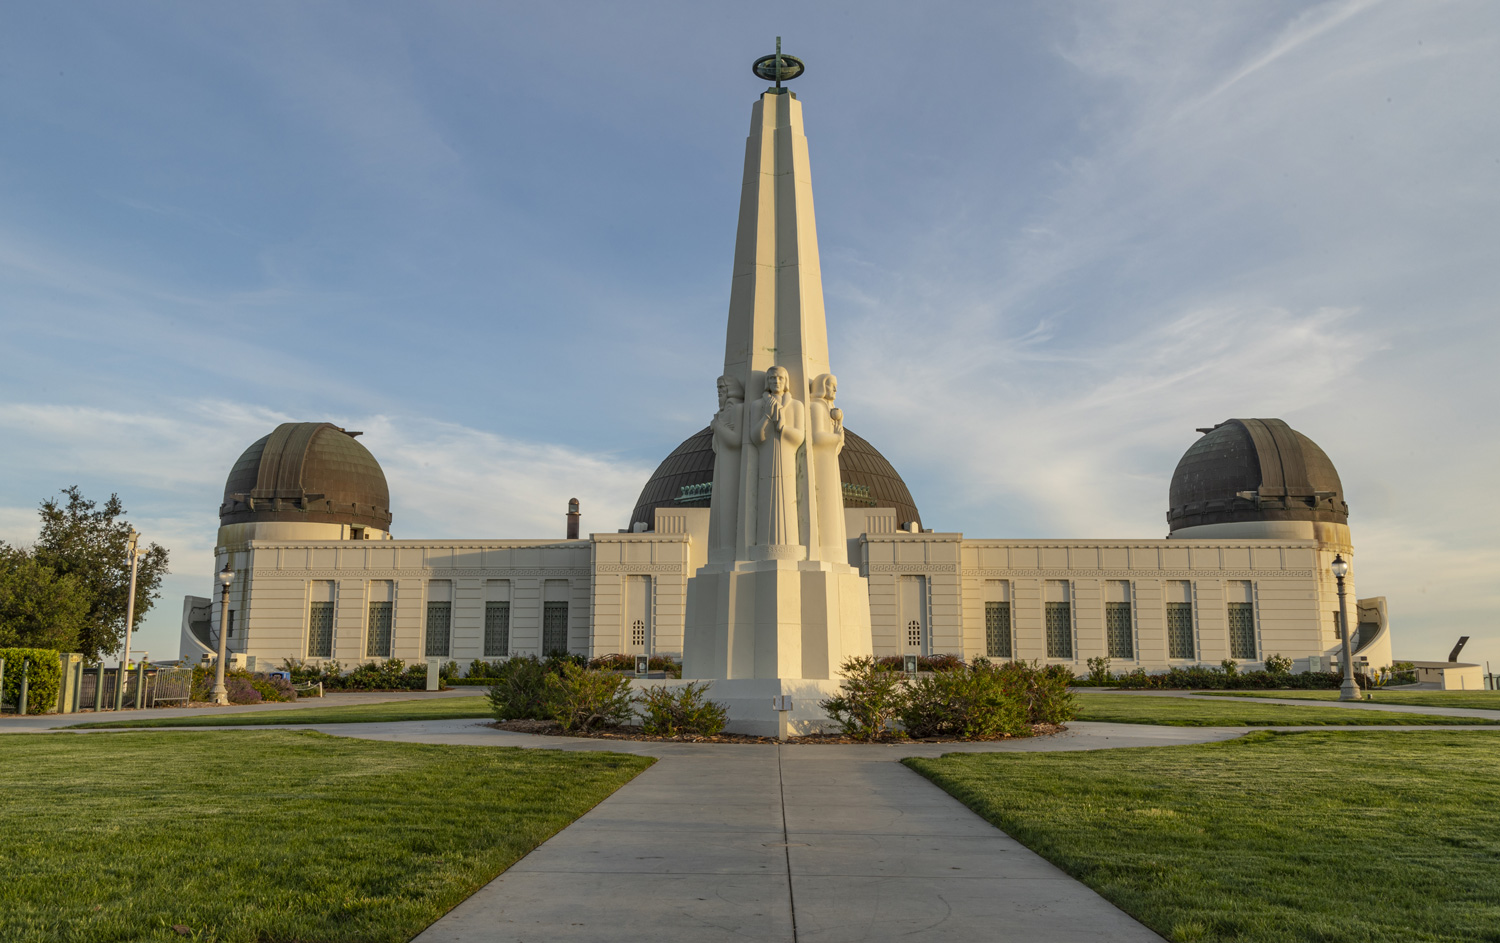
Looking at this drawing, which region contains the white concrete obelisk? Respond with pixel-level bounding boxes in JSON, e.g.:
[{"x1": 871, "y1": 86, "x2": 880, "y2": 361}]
[{"x1": 682, "y1": 55, "x2": 873, "y2": 726}]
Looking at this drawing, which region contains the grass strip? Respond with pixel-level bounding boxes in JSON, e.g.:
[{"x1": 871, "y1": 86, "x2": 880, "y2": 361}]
[
  {"x1": 907, "y1": 730, "x2": 1500, "y2": 942},
  {"x1": 0, "y1": 730, "x2": 651, "y2": 942},
  {"x1": 1074, "y1": 691, "x2": 1500, "y2": 726},
  {"x1": 67, "y1": 695, "x2": 494, "y2": 728},
  {"x1": 1192, "y1": 689, "x2": 1500, "y2": 711}
]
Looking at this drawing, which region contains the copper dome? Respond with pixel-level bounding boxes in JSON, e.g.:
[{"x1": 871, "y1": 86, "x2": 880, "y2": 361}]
[
  {"x1": 220, "y1": 422, "x2": 392, "y2": 531},
  {"x1": 630, "y1": 426, "x2": 921, "y2": 530},
  {"x1": 1168, "y1": 418, "x2": 1347, "y2": 532}
]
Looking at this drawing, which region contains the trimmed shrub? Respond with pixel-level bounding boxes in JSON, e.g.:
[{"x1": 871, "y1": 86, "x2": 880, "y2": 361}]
[
  {"x1": 636, "y1": 681, "x2": 729, "y2": 737},
  {"x1": 987, "y1": 659, "x2": 1076, "y2": 725},
  {"x1": 899, "y1": 663, "x2": 1028, "y2": 739},
  {"x1": 0, "y1": 648, "x2": 62, "y2": 714},
  {"x1": 821, "y1": 656, "x2": 908, "y2": 740},
  {"x1": 1265, "y1": 653, "x2": 1294, "y2": 675},
  {"x1": 190, "y1": 664, "x2": 296, "y2": 704},
  {"x1": 875, "y1": 653, "x2": 966, "y2": 673},
  {"x1": 1114, "y1": 665, "x2": 1344, "y2": 691},
  {"x1": 486, "y1": 656, "x2": 553, "y2": 720},
  {"x1": 1085, "y1": 656, "x2": 1113, "y2": 684},
  {"x1": 543, "y1": 663, "x2": 634, "y2": 732}
]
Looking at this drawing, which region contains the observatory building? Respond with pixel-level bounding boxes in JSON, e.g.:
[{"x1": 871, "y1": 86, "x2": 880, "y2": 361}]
[{"x1": 181, "y1": 50, "x2": 1392, "y2": 724}]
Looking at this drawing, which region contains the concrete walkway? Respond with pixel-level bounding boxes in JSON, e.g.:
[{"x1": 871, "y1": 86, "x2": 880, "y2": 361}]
[
  {"x1": 393, "y1": 722, "x2": 1205, "y2": 943},
  {"x1": 0, "y1": 687, "x2": 479, "y2": 732},
  {"x1": 1095, "y1": 688, "x2": 1500, "y2": 720}
]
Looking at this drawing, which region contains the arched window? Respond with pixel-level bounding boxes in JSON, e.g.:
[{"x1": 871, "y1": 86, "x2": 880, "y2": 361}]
[
  {"x1": 907, "y1": 620, "x2": 922, "y2": 649},
  {"x1": 631, "y1": 619, "x2": 646, "y2": 648}
]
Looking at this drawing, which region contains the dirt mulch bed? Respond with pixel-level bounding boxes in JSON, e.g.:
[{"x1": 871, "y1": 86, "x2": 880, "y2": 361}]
[{"x1": 489, "y1": 719, "x2": 1065, "y2": 744}]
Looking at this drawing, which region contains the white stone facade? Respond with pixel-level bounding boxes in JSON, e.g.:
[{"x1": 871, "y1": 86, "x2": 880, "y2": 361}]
[{"x1": 185, "y1": 507, "x2": 1389, "y2": 675}]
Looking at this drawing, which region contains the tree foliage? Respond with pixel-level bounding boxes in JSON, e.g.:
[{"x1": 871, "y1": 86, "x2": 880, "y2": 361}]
[
  {"x1": 0, "y1": 543, "x2": 90, "y2": 652},
  {"x1": 30, "y1": 487, "x2": 169, "y2": 661}
]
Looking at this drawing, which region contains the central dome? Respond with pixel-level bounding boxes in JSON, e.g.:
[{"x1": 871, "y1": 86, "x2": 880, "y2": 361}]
[{"x1": 630, "y1": 426, "x2": 921, "y2": 531}]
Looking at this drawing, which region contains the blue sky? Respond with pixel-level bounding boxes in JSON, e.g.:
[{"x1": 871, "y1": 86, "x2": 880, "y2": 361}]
[{"x1": 2, "y1": 2, "x2": 1496, "y2": 669}]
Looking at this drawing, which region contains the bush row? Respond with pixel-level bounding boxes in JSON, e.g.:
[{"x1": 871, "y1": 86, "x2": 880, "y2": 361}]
[
  {"x1": 820, "y1": 656, "x2": 1076, "y2": 741},
  {"x1": 188, "y1": 663, "x2": 296, "y2": 704},
  {"x1": 485, "y1": 656, "x2": 725, "y2": 735},
  {"x1": 0, "y1": 647, "x2": 62, "y2": 714}
]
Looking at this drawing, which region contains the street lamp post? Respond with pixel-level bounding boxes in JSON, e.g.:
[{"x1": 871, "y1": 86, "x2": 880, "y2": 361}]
[
  {"x1": 211, "y1": 563, "x2": 235, "y2": 706},
  {"x1": 1332, "y1": 554, "x2": 1361, "y2": 702},
  {"x1": 115, "y1": 528, "x2": 143, "y2": 711}
]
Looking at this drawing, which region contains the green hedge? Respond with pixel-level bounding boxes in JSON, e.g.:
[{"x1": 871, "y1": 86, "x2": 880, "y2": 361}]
[{"x1": 0, "y1": 648, "x2": 62, "y2": 714}]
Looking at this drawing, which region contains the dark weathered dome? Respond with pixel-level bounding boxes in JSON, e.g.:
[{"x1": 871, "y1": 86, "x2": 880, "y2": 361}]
[
  {"x1": 630, "y1": 427, "x2": 921, "y2": 530},
  {"x1": 220, "y1": 422, "x2": 392, "y2": 531},
  {"x1": 1168, "y1": 418, "x2": 1347, "y2": 532}
]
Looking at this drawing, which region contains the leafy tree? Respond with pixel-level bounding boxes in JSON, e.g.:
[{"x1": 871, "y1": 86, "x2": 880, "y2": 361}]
[
  {"x1": 31, "y1": 487, "x2": 169, "y2": 662},
  {"x1": 0, "y1": 543, "x2": 90, "y2": 651}
]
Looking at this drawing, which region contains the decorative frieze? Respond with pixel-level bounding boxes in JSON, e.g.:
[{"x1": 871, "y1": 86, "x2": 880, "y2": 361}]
[
  {"x1": 961, "y1": 568, "x2": 1314, "y2": 579},
  {"x1": 253, "y1": 567, "x2": 592, "y2": 580}
]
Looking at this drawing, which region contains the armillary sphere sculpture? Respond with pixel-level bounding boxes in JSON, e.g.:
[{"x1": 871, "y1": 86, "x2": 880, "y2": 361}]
[{"x1": 752, "y1": 37, "x2": 804, "y2": 88}]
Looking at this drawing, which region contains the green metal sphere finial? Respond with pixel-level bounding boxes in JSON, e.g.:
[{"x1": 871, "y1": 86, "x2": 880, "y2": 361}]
[{"x1": 752, "y1": 36, "x2": 804, "y2": 87}]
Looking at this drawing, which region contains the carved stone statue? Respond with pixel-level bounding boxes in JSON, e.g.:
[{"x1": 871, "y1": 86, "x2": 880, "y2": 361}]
[
  {"x1": 708, "y1": 374, "x2": 745, "y2": 554},
  {"x1": 808, "y1": 373, "x2": 846, "y2": 554},
  {"x1": 751, "y1": 366, "x2": 805, "y2": 549}
]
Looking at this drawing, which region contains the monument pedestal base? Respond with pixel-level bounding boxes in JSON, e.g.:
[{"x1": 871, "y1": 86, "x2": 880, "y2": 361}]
[
  {"x1": 635, "y1": 676, "x2": 847, "y2": 737},
  {"x1": 682, "y1": 557, "x2": 873, "y2": 681}
]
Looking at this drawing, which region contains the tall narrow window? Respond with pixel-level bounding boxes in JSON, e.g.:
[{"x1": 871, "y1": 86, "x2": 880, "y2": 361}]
[
  {"x1": 367, "y1": 602, "x2": 393, "y2": 657},
  {"x1": 1227, "y1": 580, "x2": 1256, "y2": 660},
  {"x1": 899, "y1": 575, "x2": 928, "y2": 655},
  {"x1": 1167, "y1": 603, "x2": 1195, "y2": 659},
  {"x1": 425, "y1": 602, "x2": 452, "y2": 657},
  {"x1": 631, "y1": 620, "x2": 646, "y2": 647},
  {"x1": 484, "y1": 602, "x2": 510, "y2": 658},
  {"x1": 1045, "y1": 580, "x2": 1072, "y2": 659},
  {"x1": 1105, "y1": 580, "x2": 1133, "y2": 659},
  {"x1": 1228, "y1": 603, "x2": 1257, "y2": 659},
  {"x1": 542, "y1": 603, "x2": 569, "y2": 655},
  {"x1": 1106, "y1": 603, "x2": 1133, "y2": 659},
  {"x1": 308, "y1": 602, "x2": 334, "y2": 658},
  {"x1": 985, "y1": 602, "x2": 1012, "y2": 659},
  {"x1": 1166, "y1": 581, "x2": 1194, "y2": 659},
  {"x1": 1045, "y1": 603, "x2": 1072, "y2": 659}
]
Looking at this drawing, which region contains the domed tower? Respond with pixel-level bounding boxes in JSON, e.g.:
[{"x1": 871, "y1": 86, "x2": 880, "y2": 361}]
[
  {"x1": 629, "y1": 426, "x2": 922, "y2": 532},
  {"x1": 1167, "y1": 418, "x2": 1349, "y2": 549},
  {"x1": 218, "y1": 422, "x2": 392, "y2": 546}
]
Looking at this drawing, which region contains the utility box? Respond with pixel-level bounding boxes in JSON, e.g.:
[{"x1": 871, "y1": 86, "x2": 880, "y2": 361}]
[{"x1": 426, "y1": 658, "x2": 441, "y2": 692}]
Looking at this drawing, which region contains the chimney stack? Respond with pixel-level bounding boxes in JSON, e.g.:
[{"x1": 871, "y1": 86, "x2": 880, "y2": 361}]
[{"x1": 566, "y1": 498, "x2": 580, "y2": 540}]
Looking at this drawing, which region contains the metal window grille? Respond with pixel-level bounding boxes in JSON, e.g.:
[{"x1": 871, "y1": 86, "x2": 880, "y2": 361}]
[
  {"x1": 1045, "y1": 602, "x2": 1072, "y2": 659},
  {"x1": 543, "y1": 602, "x2": 569, "y2": 655},
  {"x1": 425, "y1": 602, "x2": 452, "y2": 657},
  {"x1": 907, "y1": 620, "x2": 922, "y2": 650},
  {"x1": 484, "y1": 602, "x2": 510, "y2": 657},
  {"x1": 985, "y1": 602, "x2": 1012, "y2": 659},
  {"x1": 1106, "y1": 602, "x2": 1134, "y2": 659},
  {"x1": 631, "y1": 620, "x2": 645, "y2": 647},
  {"x1": 308, "y1": 602, "x2": 334, "y2": 658},
  {"x1": 1228, "y1": 602, "x2": 1257, "y2": 659},
  {"x1": 1167, "y1": 603, "x2": 1195, "y2": 659},
  {"x1": 367, "y1": 602, "x2": 393, "y2": 658}
]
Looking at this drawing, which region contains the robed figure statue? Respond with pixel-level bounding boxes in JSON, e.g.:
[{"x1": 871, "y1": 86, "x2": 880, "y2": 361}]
[
  {"x1": 751, "y1": 366, "x2": 805, "y2": 550},
  {"x1": 708, "y1": 374, "x2": 745, "y2": 556},
  {"x1": 808, "y1": 373, "x2": 846, "y2": 556}
]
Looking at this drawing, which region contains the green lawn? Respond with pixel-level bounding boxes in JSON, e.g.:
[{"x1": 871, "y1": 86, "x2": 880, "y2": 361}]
[
  {"x1": 1074, "y1": 692, "x2": 1500, "y2": 726},
  {"x1": 69, "y1": 695, "x2": 494, "y2": 728},
  {"x1": 907, "y1": 730, "x2": 1500, "y2": 942},
  {"x1": 1193, "y1": 689, "x2": 1500, "y2": 711},
  {"x1": 0, "y1": 730, "x2": 651, "y2": 942}
]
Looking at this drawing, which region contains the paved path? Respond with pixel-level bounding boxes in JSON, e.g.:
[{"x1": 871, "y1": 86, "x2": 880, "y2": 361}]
[
  {"x1": 0, "y1": 687, "x2": 478, "y2": 732},
  {"x1": 391, "y1": 722, "x2": 1207, "y2": 943},
  {"x1": 1092, "y1": 688, "x2": 1500, "y2": 720}
]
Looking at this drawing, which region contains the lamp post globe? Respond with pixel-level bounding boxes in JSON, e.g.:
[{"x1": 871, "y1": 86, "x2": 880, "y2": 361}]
[
  {"x1": 211, "y1": 563, "x2": 235, "y2": 706},
  {"x1": 1332, "y1": 554, "x2": 1361, "y2": 702}
]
